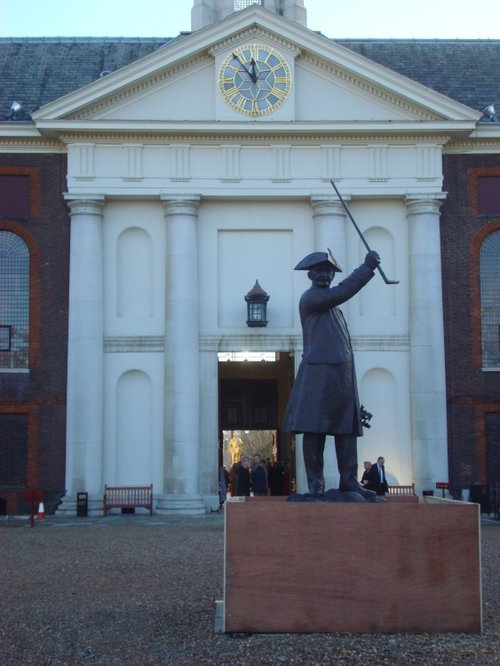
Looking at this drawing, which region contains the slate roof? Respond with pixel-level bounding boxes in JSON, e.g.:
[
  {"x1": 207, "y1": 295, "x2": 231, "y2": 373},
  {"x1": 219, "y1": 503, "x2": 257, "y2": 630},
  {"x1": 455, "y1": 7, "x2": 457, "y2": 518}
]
[
  {"x1": 338, "y1": 39, "x2": 500, "y2": 115},
  {"x1": 0, "y1": 37, "x2": 176, "y2": 117},
  {"x1": 0, "y1": 35, "x2": 499, "y2": 120}
]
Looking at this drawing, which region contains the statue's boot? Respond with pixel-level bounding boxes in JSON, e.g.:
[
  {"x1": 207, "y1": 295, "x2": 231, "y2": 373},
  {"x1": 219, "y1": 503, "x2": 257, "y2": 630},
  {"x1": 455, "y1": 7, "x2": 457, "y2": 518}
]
[
  {"x1": 303, "y1": 433, "x2": 326, "y2": 494},
  {"x1": 335, "y1": 436, "x2": 376, "y2": 498}
]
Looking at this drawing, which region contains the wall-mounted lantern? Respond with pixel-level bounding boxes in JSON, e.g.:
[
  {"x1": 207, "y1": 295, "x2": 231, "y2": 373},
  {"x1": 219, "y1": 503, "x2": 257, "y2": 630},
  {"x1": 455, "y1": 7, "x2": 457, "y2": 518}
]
[{"x1": 245, "y1": 280, "x2": 269, "y2": 327}]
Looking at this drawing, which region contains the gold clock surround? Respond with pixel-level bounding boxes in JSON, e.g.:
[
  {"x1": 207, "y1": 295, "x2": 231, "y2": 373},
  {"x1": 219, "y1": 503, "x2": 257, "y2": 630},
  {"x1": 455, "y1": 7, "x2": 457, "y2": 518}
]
[{"x1": 219, "y1": 44, "x2": 292, "y2": 117}]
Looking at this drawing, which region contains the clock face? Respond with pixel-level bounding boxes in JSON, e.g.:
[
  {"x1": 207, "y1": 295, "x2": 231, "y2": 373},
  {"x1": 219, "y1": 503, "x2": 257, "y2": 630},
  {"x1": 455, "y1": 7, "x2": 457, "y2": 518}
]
[{"x1": 219, "y1": 44, "x2": 292, "y2": 117}]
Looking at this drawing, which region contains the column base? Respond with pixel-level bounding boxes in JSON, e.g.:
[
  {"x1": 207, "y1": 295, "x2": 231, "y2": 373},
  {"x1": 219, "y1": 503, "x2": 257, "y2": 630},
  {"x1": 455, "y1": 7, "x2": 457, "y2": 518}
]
[
  {"x1": 156, "y1": 493, "x2": 206, "y2": 516},
  {"x1": 55, "y1": 494, "x2": 104, "y2": 516}
]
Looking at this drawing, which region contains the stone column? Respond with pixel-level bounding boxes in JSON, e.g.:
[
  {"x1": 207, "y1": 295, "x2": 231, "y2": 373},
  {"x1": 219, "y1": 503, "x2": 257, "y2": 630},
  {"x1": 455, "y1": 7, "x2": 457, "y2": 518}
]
[
  {"x1": 199, "y1": 340, "x2": 220, "y2": 509},
  {"x1": 406, "y1": 194, "x2": 448, "y2": 492},
  {"x1": 58, "y1": 196, "x2": 105, "y2": 515},
  {"x1": 310, "y1": 196, "x2": 348, "y2": 271},
  {"x1": 157, "y1": 196, "x2": 205, "y2": 515}
]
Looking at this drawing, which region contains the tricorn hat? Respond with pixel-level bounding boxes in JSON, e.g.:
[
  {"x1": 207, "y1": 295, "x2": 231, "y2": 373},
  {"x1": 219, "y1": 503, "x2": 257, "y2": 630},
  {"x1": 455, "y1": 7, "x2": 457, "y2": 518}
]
[{"x1": 294, "y1": 248, "x2": 343, "y2": 272}]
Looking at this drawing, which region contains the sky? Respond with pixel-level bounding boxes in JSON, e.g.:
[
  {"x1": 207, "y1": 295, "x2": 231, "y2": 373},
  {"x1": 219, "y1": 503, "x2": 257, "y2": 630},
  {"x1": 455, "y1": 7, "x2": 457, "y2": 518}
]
[{"x1": 0, "y1": 0, "x2": 499, "y2": 40}]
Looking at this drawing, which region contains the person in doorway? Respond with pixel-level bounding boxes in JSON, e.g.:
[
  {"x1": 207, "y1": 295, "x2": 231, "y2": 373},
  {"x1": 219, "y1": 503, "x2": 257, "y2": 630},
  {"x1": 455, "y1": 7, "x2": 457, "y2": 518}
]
[
  {"x1": 251, "y1": 454, "x2": 268, "y2": 496},
  {"x1": 282, "y1": 249, "x2": 380, "y2": 497},
  {"x1": 235, "y1": 456, "x2": 251, "y2": 497},
  {"x1": 218, "y1": 465, "x2": 229, "y2": 508},
  {"x1": 268, "y1": 460, "x2": 284, "y2": 496},
  {"x1": 367, "y1": 456, "x2": 389, "y2": 496}
]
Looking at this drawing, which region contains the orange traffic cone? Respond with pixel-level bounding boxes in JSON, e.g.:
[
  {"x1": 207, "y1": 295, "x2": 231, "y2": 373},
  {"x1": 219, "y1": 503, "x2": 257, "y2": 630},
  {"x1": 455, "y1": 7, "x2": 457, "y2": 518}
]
[{"x1": 37, "y1": 501, "x2": 45, "y2": 520}]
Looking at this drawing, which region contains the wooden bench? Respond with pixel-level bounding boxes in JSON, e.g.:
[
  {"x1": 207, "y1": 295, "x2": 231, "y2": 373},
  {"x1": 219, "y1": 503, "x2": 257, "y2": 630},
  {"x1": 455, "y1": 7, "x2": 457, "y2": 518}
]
[
  {"x1": 387, "y1": 483, "x2": 416, "y2": 496},
  {"x1": 103, "y1": 485, "x2": 153, "y2": 515},
  {"x1": 387, "y1": 483, "x2": 417, "y2": 503}
]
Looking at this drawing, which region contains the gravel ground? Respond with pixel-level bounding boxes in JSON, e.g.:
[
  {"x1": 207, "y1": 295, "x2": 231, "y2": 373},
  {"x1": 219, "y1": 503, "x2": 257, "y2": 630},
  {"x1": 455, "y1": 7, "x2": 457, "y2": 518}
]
[{"x1": 0, "y1": 514, "x2": 498, "y2": 666}]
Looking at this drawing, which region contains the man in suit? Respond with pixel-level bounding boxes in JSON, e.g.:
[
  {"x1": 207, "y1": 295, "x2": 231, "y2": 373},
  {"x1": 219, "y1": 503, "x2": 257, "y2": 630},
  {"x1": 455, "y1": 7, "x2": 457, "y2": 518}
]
[
  {"x1": 367, "y1": 456, "x2": 389, "y2": 496},
  {"x1": 283, "y1": 249, "x2": 380, "y2": 497},
  {"x1": 251, "y1": 454, "x2": 268, "y2": 496}
]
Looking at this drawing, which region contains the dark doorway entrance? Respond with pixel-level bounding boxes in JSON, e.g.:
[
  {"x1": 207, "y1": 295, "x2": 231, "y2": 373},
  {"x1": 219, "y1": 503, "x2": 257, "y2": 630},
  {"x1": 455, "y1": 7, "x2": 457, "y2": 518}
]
[
  {"x1": 218, "y1": 351, "x2": 295, "y2": 492},
  {"x1": 220, "y1": 378, "x2": 277, "y2": 431}
]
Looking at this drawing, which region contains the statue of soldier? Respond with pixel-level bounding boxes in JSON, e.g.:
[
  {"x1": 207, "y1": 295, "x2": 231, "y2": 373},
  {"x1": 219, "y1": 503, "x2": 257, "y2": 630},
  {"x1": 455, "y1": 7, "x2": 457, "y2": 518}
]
[{"x1": 283, "y1": 249, "x2": 380, "y2": 497}]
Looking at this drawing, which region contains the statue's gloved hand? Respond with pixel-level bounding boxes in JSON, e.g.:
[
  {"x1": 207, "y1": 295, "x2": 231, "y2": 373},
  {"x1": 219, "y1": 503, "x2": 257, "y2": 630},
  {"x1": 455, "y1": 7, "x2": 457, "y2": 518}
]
[{"x1": 364, "y1": 250, "x2": 380, "y2": 269}]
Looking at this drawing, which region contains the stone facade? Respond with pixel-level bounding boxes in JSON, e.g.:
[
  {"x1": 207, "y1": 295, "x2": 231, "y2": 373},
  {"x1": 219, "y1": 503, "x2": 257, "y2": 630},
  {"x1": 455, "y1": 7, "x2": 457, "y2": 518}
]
[{"x1": 0, "y1": 2, "x2": 499, "y2": 514}]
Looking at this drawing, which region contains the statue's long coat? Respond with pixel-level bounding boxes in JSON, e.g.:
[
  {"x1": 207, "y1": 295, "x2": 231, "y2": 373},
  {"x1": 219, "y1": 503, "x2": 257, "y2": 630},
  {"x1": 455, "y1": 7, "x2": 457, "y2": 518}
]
[{"x1": 283, "y1": 264, "x2": 374, "y2": 436}]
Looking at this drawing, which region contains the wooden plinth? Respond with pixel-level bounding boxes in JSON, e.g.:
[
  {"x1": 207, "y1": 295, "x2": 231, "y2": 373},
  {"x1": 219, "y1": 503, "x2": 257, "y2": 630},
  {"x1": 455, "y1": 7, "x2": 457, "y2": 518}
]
[{"x1": 223, "y1": 499, "x2": 481, "y2": 633}]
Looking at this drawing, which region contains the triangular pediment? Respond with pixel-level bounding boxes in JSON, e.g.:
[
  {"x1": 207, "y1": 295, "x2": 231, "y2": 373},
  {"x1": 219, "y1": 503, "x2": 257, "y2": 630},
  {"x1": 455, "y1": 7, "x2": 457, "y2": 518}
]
[{"x1": 32, "y1": 5, "x2": 480, "y2": 133}]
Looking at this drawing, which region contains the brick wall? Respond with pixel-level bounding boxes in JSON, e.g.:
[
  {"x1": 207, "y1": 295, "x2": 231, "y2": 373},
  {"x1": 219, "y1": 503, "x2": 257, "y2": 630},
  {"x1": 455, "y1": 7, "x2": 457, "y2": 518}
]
[
  {"x1": 442, "y1": 154, "x2": 500, "y2": 495},
  {"x1": 0, "y1": 154, "x2": 69, "y2": 514}
]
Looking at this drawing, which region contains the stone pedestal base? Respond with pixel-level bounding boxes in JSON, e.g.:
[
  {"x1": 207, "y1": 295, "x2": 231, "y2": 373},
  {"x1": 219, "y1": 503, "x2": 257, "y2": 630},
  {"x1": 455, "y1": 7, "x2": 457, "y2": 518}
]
[{"x1": 223, "y1": 498, "x2": 481, "y2": 633}]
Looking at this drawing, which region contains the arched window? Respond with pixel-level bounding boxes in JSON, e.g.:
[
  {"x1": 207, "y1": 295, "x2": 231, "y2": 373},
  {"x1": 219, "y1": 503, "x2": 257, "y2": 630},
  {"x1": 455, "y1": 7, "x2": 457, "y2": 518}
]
[
  {"x1": 480, "y1": 230, "x2": 500, "y2": 368},
  {"x1": 0, "y1": 231, "x2": 29, "y2": 369}
]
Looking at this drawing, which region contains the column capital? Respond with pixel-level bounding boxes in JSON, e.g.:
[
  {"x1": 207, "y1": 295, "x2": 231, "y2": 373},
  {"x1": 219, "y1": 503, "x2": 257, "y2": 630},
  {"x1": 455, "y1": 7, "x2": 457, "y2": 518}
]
[
  {"x1": 64, "y1": 195, "x2": 106, "y2": 217},
  {"x1": 404, "y1": 193, "x2": 446, "y2": 216},
  {"x1": 310, "y1": 195, "x2": 349, "y2": 218},
  {"x1": 160, "y1": 195, "x2": 201, "y2": 218}
]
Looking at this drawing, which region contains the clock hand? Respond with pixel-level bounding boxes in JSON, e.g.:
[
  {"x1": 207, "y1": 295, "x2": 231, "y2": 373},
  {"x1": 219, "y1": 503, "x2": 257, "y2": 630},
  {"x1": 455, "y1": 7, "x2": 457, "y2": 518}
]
[
  {"x1": 231, "y1": 53, "x2": 254, "y2": 80},
  {"x1": 250, "y1": 58, "x2": 257, "y2": 83}
]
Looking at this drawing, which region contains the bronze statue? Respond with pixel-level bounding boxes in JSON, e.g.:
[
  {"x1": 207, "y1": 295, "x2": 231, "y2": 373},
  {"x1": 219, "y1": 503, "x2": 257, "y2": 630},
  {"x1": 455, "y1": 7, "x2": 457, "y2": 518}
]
[{"x1": 283, "y1": 250, "x2": 380, "y2": 498}]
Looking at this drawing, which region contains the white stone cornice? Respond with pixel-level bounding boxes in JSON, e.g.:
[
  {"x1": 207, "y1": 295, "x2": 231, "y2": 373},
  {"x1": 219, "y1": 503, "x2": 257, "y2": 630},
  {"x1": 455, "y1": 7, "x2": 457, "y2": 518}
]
[
  {"x1": 198, "y1": 334, "x2": 407, "y2": 352},
  {"x1": 208, "y1": 27, "x2": 302, "y2": 58},
  {"x1": 0, "y1": 137, "x2": 65, "y2": 153},
  {"x1": 200, "y1": 334, "x2": 303, "y2": 352},
  {"x1": 38, "y1": 122, "x2": 473, "y2": 141},
  {"x1": 104, "y1": 336, "x2": 164, "y2": 353},
  {"x1": 352, "y1": 335, "x2": 409, "y2": 351},
  {"x1": 0, "y1": 122, "x2": 40, "y2": 138},
  {"x1": 468, "y1": 124, "x2": 500, "y2": 140},
  {"x1": 444, "y1": 136, "x2": 500, "y2": 154}
]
